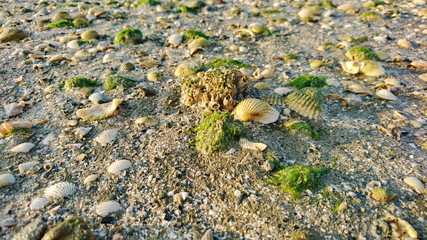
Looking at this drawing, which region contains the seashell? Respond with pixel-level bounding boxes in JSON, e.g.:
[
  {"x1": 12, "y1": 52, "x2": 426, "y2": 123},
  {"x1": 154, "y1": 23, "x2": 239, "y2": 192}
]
[
  {"x1": 285, "y1": 87, "x2": 324, "y2": 119},
  {"x1": 30, "y1": 197, "x2": 48, "y2": 210},
  {"x1": 47, "y1": 54, "x2": 65, "y2": 63},
  {"x1": 239, "y1": 138, "x2": 267, "y2": 151},
  {"x1": 97, "y1": 41, "x2": 109, "y2": 51},
  {"x1": 44, "y1": 162, "x2": 54, "y2": 172},
  {"x1": 88, "y1": 7, "x2": 107, "y2": 17},
  {"x1": 103, "y1": 53, "x2": 119, "y2": 63},
  {"x1": 403, "y1": 176, "x2": 425, "y2": 194},
  {"x1": 52, "y1": 12, "x2": 72, "y2": 21},
  {"x1": 74, "y1": 50, "x2": 91, "y2": 59},
  {"x1": 309, "y1": 60, "x2": 324, "y2": 68},
  {"x1": 370, "y1": 187, "x2": 397, "y2": 202},
  {"x1": 188, "y1": 47, "x2": 204, "y2": 56},
  {"x1": 384, "y1": 78, "x2": 401, "y2": 86},
  {"x1": 174, "y1": 62, "x2": 198, "y2": 77},
  {"x1": 233, "y1": 98, "x2": 279, "y2": 124},
  {"x1": 83, "y1": 174, "x2": 99, "y2": 184},
  {"x1": 88, "y1": 92, "x2": 110, "y2": 104},
  {"x1": 138, "y1": 60, "x2": 161, "y2": 68},
  {"x1": 188, "y1": 38, "x2": 210, "y2": 49},
  {"x1": 382, "y1": 216, "x2": 418, "y2": 239},
  {"x1": 119, "y1": 62, "x2": 135, "y2": 72},
  {"x1": 298, "y1": 6, "x2": 319, "y2": 21},
  {"x1": 348, "y1": 83, "x2": 373, "y2": 95},
  {"x1": 95, "y1": 201, "x2": 121, "y2": 217},
  {"x1": 252, "y1": 68, "x2": 263, "y2": 80},
  {"x1": 107, "y1": 160, "x2": 132, "y2": 174},
  {"x1": 326, "y1": 78, "x2": 341, "y2": 87},
  {"x1": 411, "y1": 60, "x2": 427, "y2": 69},
  {"x1": 360, "y1": 60, "x2": 385, "y2": 77},
  {"x1": 239, "y1": 68, "x2": 252, "y2": 77},
  {"x1": 81, "y1": 30, "x2": 99, "y2": 41},
  {"x1": 340, "y1": 61, "x2": 363, "y2": 75},
  {"x1": 18, "y1": 161, "x2": 38, "y2": 174},
  {"x1": 261, "y1": 69, "x2": 275, "y2": 78},
  {"x1": 376, "y1": 89, "x2": 397, "y2": 101},
  {"x1": 263, "y1": 94, "x2": 286, "y2": 106},
  {"x1": 146, "y1": 72, "x2": 162, "y2": 81},
  {"x1": 1, "y1": 121, "x2": 33, "y2": 134},
  {"x1": 94, "y1": 129, "x2": 118, "y2": 145},
  {"x1": 337, "y1": 3, "x2": 357, "y2": 14},
  {"x1": 9, "y1": 142, "x2": 35, "y2": 153},
  {"x1": 75, "y1": 127, "x2": 92, "y2": 139},
  {"x1": 135, "y1": 117, "x2": 159, "y2": 126},
  {"x1": 273, "y1": 87, "x2": 293, "y2": 96},
  {"x1": 419, "y1": 73, "x2": 427, "y2": 82},
  {"x1": 76, "y1": 99, "x2": 123, "y2": 121},
  {"x1": 336, "y1": 41, "x2": 351, "y2": 49},
  {"x1": 3, "y1": 102, "x2": 26, "y2": 117},
  {"x1": 253, "y1": 82, "x2": 270, "y2": 90},
  {"x1": 397, "y1": 39, "x2": 411, "y2": 49},
  {"x1": 67, "y1": 40, "x2": 81, "y2": 50},
  {"x1": 0, "y1": 174, "x2": 16, "y2": 187},
  {"x1": 44, "y1": 182, "x2": 77, "y2": 199}
]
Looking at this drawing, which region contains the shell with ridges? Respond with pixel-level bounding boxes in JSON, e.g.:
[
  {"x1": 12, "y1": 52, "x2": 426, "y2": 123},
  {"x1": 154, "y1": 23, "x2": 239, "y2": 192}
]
[
  {"x1": 120, "y1": 62, "x2": 135, "y2": 72},
  {"x1": 360, "y1": 60, "x2": 385, "y2": 77},
  {"x1": 285, "y1": 87, "x2": 324, "y2": 119},
  {"x1": 233, "y1": 98, "x2": 279, "y2": 124},
  {"x1": 263, "y1": 94, "x2": 286, "y2": 106},
  {"x1": 107, "y1": 160, "x2": 132, "y2": 174},
  {"x1": 0, "y1": 174, "x2": 16, "y2": 187},
  {"x1": 95, "y1": 201, "x2": 121, "y2": 217},
  {"x1": 44, "y1": 182, "x2": 77, "y2": 199},
  {"x1": 76, "y1": 99, "x2": 123, "y2": 121},
  {"x1": 239, "y1": 138, "x2": 267, "y2": 151}
]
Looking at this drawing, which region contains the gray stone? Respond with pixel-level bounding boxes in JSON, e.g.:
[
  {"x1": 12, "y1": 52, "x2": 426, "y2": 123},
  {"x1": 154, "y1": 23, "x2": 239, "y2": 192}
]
[{"x1": 12, "y1": 218, "x2": 47, "y2": 240}]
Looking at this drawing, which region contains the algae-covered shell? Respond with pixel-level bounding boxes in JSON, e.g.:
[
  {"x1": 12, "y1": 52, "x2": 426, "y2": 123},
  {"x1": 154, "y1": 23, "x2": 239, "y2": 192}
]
[
  {"x1": 253, "y1": 82, "x2": 270, "y2": 90},
  {"x1": 341, "y1": 61, "x2": 363, "y2": 75},
  {"x1": 30, "y1": 197, "x2": 48, "y2": 210},
  {"x1": 370, "y1": 187, "x2": 397, "y2": 202},
  {"x1": 0, "y1": 174, "x2": 16, "y2": 187},
  {"x1": 285, "y1": 87, "x2": 324, "y2": 119},
  {"x1": 94, "y1": 129, "x2": 118, "y2": 145},
  {"x1": 83, "y1": 174, "x2": 99, "y2": 184},
  {"x1": 147, "y1": 72, "x2": 162, "y2": 81},
  {"x1": 114, "y1": 28, "x2": 143, "y2": 45},
  {"x1": 376, "y1": 89, "x2": 397, "y2": 101},
  {"x1": 1, "y1": 121, "x2": 33, "y2": 133},
  {"x1": 403, "y1": 176, "x2": 425, "y2": 194},
  {"x1": 107, "y1": 160, "x2": 132, "y2": 174},
  {"x1": 263, "y1": 94, "x2": 286, "y2": 106},
  {"x1": 10, "y1": 142, "x2": 35, "y2": 153},
  {"x1": 119, "y1": 62, "x2": 135, "y2": 72},
  {"x1": 382, "y1": 216, "x2": 418, "y2": 239},
  {"x1": 233, "y1": 98, "x2": 279, "y2": 124},
  {"x1": 81, "y1": 30, "x2": 99, "y2": 41},
  {"x1": 188, "y1": 38, "x2": 210, "y2": 48},
  {"x1": 239, "y1": 138, "x2": 267, "y2": 151},
  {"x1": 76, "y1": 99, "x2": 123, "y2": 121},
  {"x1": 44, "y1": 182, "x2": 77, "y2": 199},
  {"x1": 174, "y1": 62, "x2": 198, "y2": 77},
  {"x1": 360, "y1": 60, "x2": 385, "y2": 77},
  {"x1": 298, "y1": 6, "x2": 319, "y2": 21},
  {"x1": 95, "y1": 201, "x2": 121, "y2": 217},
  {"x1": 249, "y1": 24, "x2": 270, "y2": 35}
]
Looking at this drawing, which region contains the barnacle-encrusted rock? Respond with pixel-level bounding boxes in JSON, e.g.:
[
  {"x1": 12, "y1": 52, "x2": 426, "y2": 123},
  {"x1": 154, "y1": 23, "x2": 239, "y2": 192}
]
[
  {"x1": 180, "y1": 68, "x2": 249, "y2": 111},
  {"x1": 192, "y1": 111, "x2": 243, "y2": 155},
  {"x1": 114, "y1": 28, "x2": 143, "y2": 45},
  {"x1": 41, "y1": 216, "x2": 95, "y2": 240},
  {"x1": 0, "y1": 28, "x2": 28, "y2": 42}
]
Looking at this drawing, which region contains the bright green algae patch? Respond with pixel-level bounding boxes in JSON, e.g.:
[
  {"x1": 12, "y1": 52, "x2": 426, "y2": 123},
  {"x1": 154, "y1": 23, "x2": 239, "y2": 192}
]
[
  {"x1": 206, "y1": 58, "x2": 253, "y2": 69},
  {"x1": 346, "y1": 46, "x2": 380, "y2": 61},
  {"x1": 136, "y1": 0, "x2": 161, "y2": 6},
  {"x1": 182, "y1": 30, "x2": 208, "y2": 42},
  {"x1": 286, "y1": 75, "x2": 327, "y2": 89},
  {"x1": 104, "y1": 76, "x2": 137, "y2": 91},
  {"x1": 285, "y1": 119, "x2": 322, "y2": 139},
  {"x1": 64, "y1": 77, "x2": 99, "y2": 90},
  {"x1": 48, "y1": 20, "x2": 73, "y2": 28},
  {"x1": 114, "y1": 28, "x2": 143, "y2": 44},
  {"x1": 192, "y1": 111, "x2": 243, "y2": 155}
]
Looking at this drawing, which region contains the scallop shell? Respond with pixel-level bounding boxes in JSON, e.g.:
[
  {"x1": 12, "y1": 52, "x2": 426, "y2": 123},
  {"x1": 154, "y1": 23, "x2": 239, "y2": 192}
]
[
  {"x1": 263, "y1": 94, "x2": 286, "y2": 106},
  {"x1": 95, "y1": 201, "x2": 121, "y2": 217},
  {"x1": 233, "y1": 98, "x2": 279, "y2": 124},
  {"x1": 18, "y1": 161, "x2": 38, "y2": 174},
  {"x1": 285, "y1": 87, "x2": 324, "y2": 119},
  {"x1": 88, "y1": 7, "x2": 107, "y2": 17},
  {"x1": 75, "y1": 127, "x2": 92, "y2": 139},
  {"x1": 239, "y1": 138, "x2": 267, "y2": 151},
  {"x1": 135, "y1": 117, "x2": 159, "y2": 126},
  {"x1": 119, "y1": 62, "x2": 135, "y2": 72},
  {"x1": 348, "y1": 83, "x2": 373, "y2": 95},
  {"x1": 0, "y1": 173, "x2": 16, "y2": 187},
  {"x1": 376, "y1": 89, "x2": 397, "y2": 101},
  {"x1": 9, "y1": 142, "x2": 35, "y2": 153},
  {"x1": 30, "y1": 197, "x2": 48, "y2": 210},
  {"x1": 94, "y1": 129, "x2": 118, "y2": 145},
  {"x1": 88, "y1": 92, "x2": 110, "y2": 104},
  {"x1": 44, "y1": 182, "x2": 77, "y2": 199},
  {"x1": 360, "y1": 60, "x2": 385, "y2": 77},
  {"x1": 340, "y1": 61, "x2": 363, "y2": 75},
  {"x1": 107, "y1": 160, "x2": 132, "y2": 174},
  {"x1": 403, "y1": 177, "x2": 425, "y2": 194},
  {"x1": 382, "y1": 216, "x2": 418, "y2": 239},
  {"x1": 83, "y1": 174, "x2": 99, "y2": 184},
  {"x1": 76, "y1": 99, "x2": 123, "y2": 121}
]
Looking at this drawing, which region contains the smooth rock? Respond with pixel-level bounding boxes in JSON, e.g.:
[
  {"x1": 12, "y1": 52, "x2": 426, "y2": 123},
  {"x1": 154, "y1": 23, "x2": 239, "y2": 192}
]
[
  {"x1": 0, "y1": 28, "x2": 27, "y2": 42},
  {"x1": 12, "y1": 218, "x2": 47, "y2": 240}
]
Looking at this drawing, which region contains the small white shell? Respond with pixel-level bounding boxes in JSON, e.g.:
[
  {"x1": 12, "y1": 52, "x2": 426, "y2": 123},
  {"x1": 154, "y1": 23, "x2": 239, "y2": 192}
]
[
  {"x1": 376, "y1": 89, "x2": 397, "y2": 101},
  {"x1": 44, "y1": 182, "x2": 77, "y2": 199},
  {"x1": 260, "y1": 69, "x2": 275, "y2": 78},
  {"x1": 103, "y1": 53, "x2": 118, "y2": 63},
  {"x1": 75, "y1": 127, "x2": 92, "y2": 139},
  {"x1": 18, "y1": 161, "x2": 38, "y2": 174},
  {"x1": 9, "y1": 143, "x2": 35, "y2": 153},
  {"x1": 340, "y1": 61, "x2": 363, "y2": 75},
  {"x1": 83, "y1": 174, "x2": 99, "y2": 184},
  {"x1": 67, "y1": 40, "x2": 81, "y2": 50},
  {"x1": 30, "y1": 197, "x2": 48, "y2": 210},
  {"x1": 168, "y1": 33, "x2": 183, "y2": 47},
  {"x1": 107, "y1": 160, "x2": 132, "y2": 174},
  {"x1": 88, "y1": 92, "x2": 110, "y2": 104},
  {"x1": 0, "y1": 174, "x2": 16, "y2": 187},
  {"x1": 95, "y1": 201, "x2": 121, "y2": 217},
  {"x1": 273, "y1": 87, "x2": 293, "y2": 95},
  {"x1": 94, "y1": 129, "x2": 118, "y2": 145},
  {"x1": 239, "y1": 138, "x2": 267, "y2": 151},
  {"x1": 404, "y1": 177, "x2": 425, "y2": 194},
  {"x1": 348, "y1": 83, "x2": 373, "y2": 95}
]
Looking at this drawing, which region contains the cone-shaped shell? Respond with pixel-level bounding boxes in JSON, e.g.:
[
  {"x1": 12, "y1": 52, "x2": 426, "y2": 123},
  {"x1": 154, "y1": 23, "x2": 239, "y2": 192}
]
[
  {"x1": 233, "y1": 98, "x2": 279, "y2": 124},
  {"x1": 239, "y1": 138, "x2": 267, "y2": 151},
  {"x1": 341, "y1": 61, "x2": 364, "y2": 75},
  {"x1": 360, "y1": 60, "x2": 385, "y2": 77},
  {"x1": 44, "y1": 182, "x2": 77, "y2": 199},
  {"x1": 76, "y1": 99, "x2": 123, "y2": 121},
  {"x1": 285, "y1": 87, "x2": 324, "y2": 119}
]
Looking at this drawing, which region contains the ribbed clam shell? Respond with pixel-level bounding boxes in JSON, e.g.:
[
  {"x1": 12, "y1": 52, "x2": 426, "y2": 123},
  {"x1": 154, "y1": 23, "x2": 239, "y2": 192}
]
[
  {"x1": 233, "y1": 98, "x2": 279, "y2": 124},
  {"x1": 360, "y1": 60, "x2": 385, "y2": 77},
  {"x1": 341, "y1": 61, "x2": 363, "y2": 75},
  {"x1": 94, "y1": 129, "x2": 118, "y2": 145},
  {"x1": 285, "y1": 87, "x2": 324, "y2": 119},
  {"x1": 30, "y1": 197, "x2": 48, "y2": 210},
  {"x1": 44, "y1": 182, "x2": 76, "y2": 199},
  {"x1": 83, "y1": 174, "x2": 99, "y2": 184},
  {"x1": 239, "y1": 138, "x2": 267, "y2": 151},
  {"x1": 403, "y1": 177, "x2": 425, "y2": 194},
  {"x1": 10, "y1": 143, "x2": 35, "y2": 153},
  {"x1": 263, "y1": 94, "x2": 286, "y2": 106},
  {"x1": 76, "y1": 99, "x2": 123, "y2": 121},
  {"x1": 0, "y1": 174, "x2": 16, "y2": 187},
  {"x1": 119, "y1": 62, "x2": 135, "y2": 72},
  {"x1": 376, "y1": 89, "x2": 397, "y2": 101},
  {"x1": 107, "y1": 160, "x2": 132, "y2": 174},
  {"x1": 95, "y1": 201, "x2": 121, "y2": 217},
  {"x1": 18, "y1": 161, "x2": 38, "y2": 174}
]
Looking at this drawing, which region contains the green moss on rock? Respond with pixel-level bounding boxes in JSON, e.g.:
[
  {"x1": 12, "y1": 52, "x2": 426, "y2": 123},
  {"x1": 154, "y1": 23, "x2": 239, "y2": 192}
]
[
  {"x1": 48, "y1": 20, "x2": 73, "y2": 28},
  {"x1": 182, "y1": 30, "x2": 207, "y2": 42},
  {"x1": 346, "y1": 46, "x2": 380, "y2": 61},
  {"x1": 192, "y1": 111, "x2": 243, "y2": 155},
  {"x1": 136, "y1": 0, "x2": 161, "y2": 7},
  {"x1": 104, "y1": 76, "x2": 136, "y2": 91},
  {"x1": 41, "y1": 216, "x2": 95, "y2": 240},
  {"x1": 206, "y1": 58, "x2": 252, "y2": 69},
  {"x1": 114, "y1": 28, "x2": 143, "y2": 45},
  {"x1": 285, "y1": 119, "x2": 321, "y2": 139},
  {"x1": 5, "y1": 128, "x2": 34, "y2": 138},
  {"x1": 64, "y1": 77, "x2": 99, "y2": 90},
  {"x1": 285, "y1": 75, "x2": 327, "y2": 89}
]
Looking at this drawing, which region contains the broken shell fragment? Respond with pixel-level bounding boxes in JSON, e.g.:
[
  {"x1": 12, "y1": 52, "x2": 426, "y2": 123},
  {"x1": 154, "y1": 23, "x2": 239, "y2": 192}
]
[
  {"x1": 76, "y1": 99, "x2": 123, "y2": 121},
  {"x1": 95, "y1": 201, "x2": 121, "y2": 217},
  {"x1": 94, "y1": 129, "x2": 118, "y2": 145},
  {"x1": 135, "y1": 117, "x2": 159, "y2": 126},
  {"x1": 168, "y1": 33, "x2": 183, "y2": 47},
  {"x1": 30, "y1": 197, "x2": 48, "y2": 210},
  {"x1": 233, "y1": 98, "x2": 279, "y2": 124},
  {"x1": 341, "y1": 61, "x2": 363, "y2": 75},
  {"x1": 18, "y1": 161, "x2": 38, "y2": 174},
  {"x1": 285, "y1": 87, "x2": 324, "y2": 119},
  {"x1": 88, "y1": 92, "x2": 110, "y2": 104},
  {"x1": 107, "y1": 160, "x2": 132, "y2": 174},
  {"x1": 9, "y1": 142, "x2": 35, "y2": 153},
  {"x1": 360, "y1": 60, "x2": 385, "y2": 77},
  {"x1": 348, "y1": 83, "x2": 373, "y2": 95},
  {"x1": 44, "y1": 182, "x2": 77, "y2": 199},
  {"x1": 0, "y1": 174, "x2": 16, "y2": 187},
  {"x1": 75, "y1": 127, "x2": 92, "y2": 139},
  {"x1": 1, "y1": 121, "x2": 33, "y2": 135},
  {"x1": 376, "y1": 89, "x2": 397, "y2": 101},
  {"x1": 403, "y1": 176, "x2": 425, "y2": 194},
  {"x1": 382, "y1": 216, "x2": 418, "y2": 239},
  {"x1": 239, "y1": 138, "x2": 267, "y2": 151}
]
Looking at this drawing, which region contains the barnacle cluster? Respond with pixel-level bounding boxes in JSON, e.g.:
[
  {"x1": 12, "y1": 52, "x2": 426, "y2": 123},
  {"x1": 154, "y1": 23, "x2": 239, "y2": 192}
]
[{"x1": 180, "y1": 68, "x2": 249, "y2": 111}]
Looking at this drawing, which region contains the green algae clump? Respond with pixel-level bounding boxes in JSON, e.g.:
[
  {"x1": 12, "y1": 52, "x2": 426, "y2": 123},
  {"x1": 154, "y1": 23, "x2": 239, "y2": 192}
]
[
  {"x1": 269, "y1": 165, "x2": 328, "y2": 200},
  {"x1": 104, "y1": 76, "x2": 136, "y2": 91},
  {"x1": 206, "y1": 58, "x2": 252, "y2": 69},
  {"x1": 182, "y1": 30, "x2": 208, "y2": 42},
  {"x1": 285, "y1": 119, "x2": 322, "y2": 139},
  {"x1": 192, "y1": 111, "x2": 243, "y2": 155},
  {"x1": 5, "y1": 128, "x2": 34, "y2": 138},
  {"x1": 114, "y1": 28, "x2": 143, "y2": 45},
  {"x1": 285, "y1": 75, "x2": 327, "y2": 89},
  {"x1": 136, "y1": 0, "x2": 161, "y2": 6},
  {"x1": 48, "y1": 20, "x2": 73, "y2": 28},
  {"x1": 64, "y1": 77, "x2": 99, "y2": 91},
  {"x1": 346, "y1": 46, "x2": 380, "y2": 61},
  {"x1": 41, "y1": 216, "x2": 95, "y2": 240}
]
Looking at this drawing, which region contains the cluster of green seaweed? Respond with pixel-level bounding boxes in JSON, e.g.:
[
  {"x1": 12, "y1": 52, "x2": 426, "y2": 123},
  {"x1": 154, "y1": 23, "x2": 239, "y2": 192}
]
[
  {"x1": 63, "y1": 76, "x2": 136, "y2": 92},
  {"x1": 1, "y1": 128, "x2": 34, "y2": 139}
]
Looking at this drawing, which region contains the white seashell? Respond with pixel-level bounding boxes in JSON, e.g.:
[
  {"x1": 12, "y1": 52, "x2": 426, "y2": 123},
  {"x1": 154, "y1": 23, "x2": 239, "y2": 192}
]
[
  {"x1": 18, "y1": 161, "x2": 38, "y2": 174},
  {"x1": 419, "y1": 73, "x2": 427, "y2": 82},
  {"x1": 88, "y1": 47, "x2": 100, "y2": 54},
  {"x1": 135, "y1": 117, "x2": 159, "y2": 126},
  {"x1": 239, "y1": 138, "x2": 267, "y2": 151},
  {"x1": 76, "y1": 99, "x2": 123, "y2": 121},
  {"x1": 107, "y1": 160, "x2": 132, "y2": 174},
  {"x1": 74, "y1": 50, "x2": 91, "y2": 59},
  {"x1": 97, "y1": 41, "x2": 109, "y2": 51},
  {"x1": 336, "y1": 41, "x2": 351, "y2": 49},
  {"x1": 30, "y1": 197, "x2": 48, "y2": 210},
  {"x1": 83, "y1": 174, "x2": 99, "y2": 184},
  {"x1": 233, "y1": 98, "x2": 279, "y2": 124},
  {"x1": 103, "y1": 53, "x2": 118, "y2": 63},
  {"x1": 340, "y1": 61, "x2": 363, "y2": 75},
  {"x1": 95, "y1": 201, "x2": 121, "y2": 217},
  {"x1": 47, "y1": 54, "x2": 64, "y2": 63},
  {"x1": 348, "y1": 83, "x2": 373, "y2": 95},
  {"x1": 3, "y1": 102, "x2": 25, "y2": 117},
  {"x1": 9, "y1": 143, "x2": 35, "y2": 153},
  {"x1": 86, "y1": 14, "x2": 96, "y2": 22},
  {"x1": 94, "y1": 129, "x2": 118, "y2": 145},
  {"x1": 42, "y1": 133, "x2": 56, "y2": 145},
  {"x1": 376, "y1": 89, "x2": 397, "y2": 101},
  {"x1": 44, "y1": 182, "x2": 77, "y2": 199},
  {"x1": 260, "y1": 69, "x2": 275, "y2": 78},
  {"x1": 0, "y1": 174, "x2": 16, "y2": 187},
  {"x1": 404, "y1": 177, "x2": 425, "y2": 194},
  {"x1": 75, "y1": 127, "x2": 92, "y2": 139},
  {"x1": 88, "y1": 92, "x2": 110, "y2": 104},
  {"x1": 273, "y1": 87, "x2": 293, "y2": 95},
  {"x1": 168, "y1": 33, "x2": 183, "y2": 47},
  {"x1": 67, "y1": 40, "x2": 81, "y2": 50},
  {"x1": 384, "y1": 78, "x2": 401, "y2": 86}
]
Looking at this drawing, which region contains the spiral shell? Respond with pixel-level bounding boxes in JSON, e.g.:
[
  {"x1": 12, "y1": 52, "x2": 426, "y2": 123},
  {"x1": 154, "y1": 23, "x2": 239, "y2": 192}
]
[
  {"x1": 44, "y1": 182, "x2": 77, "y2": 199},
  {"x1": 239, "y1": 138, "x2": 267, "y2": 151},
  {"x1": 76, "y1": 99, "x2": 123, "y2": 121},
  {"x1": 233, "y1": 98, "x2": 279, "y2": 124},
  {"x1": 360, "y1": 60, "x2": 385, "y2": 77},
  {"x1": 0, "y1": 174, "x2": 15, "y2": 187},
  {"x1": 107, "y1": 160, "x2": 132, "y2": 174},
  {"x1": 95, "y1": 201, "x2": 121, "y2": 217},
  {"x1": 285, "y1": 87, "x2": 324, "y2": 119}
]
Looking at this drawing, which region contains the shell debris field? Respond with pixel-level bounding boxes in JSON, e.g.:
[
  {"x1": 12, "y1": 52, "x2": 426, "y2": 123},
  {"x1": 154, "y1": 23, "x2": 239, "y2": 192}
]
[{"x1": 1, "y1": 0, "x2": 427, "y2": 239}]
